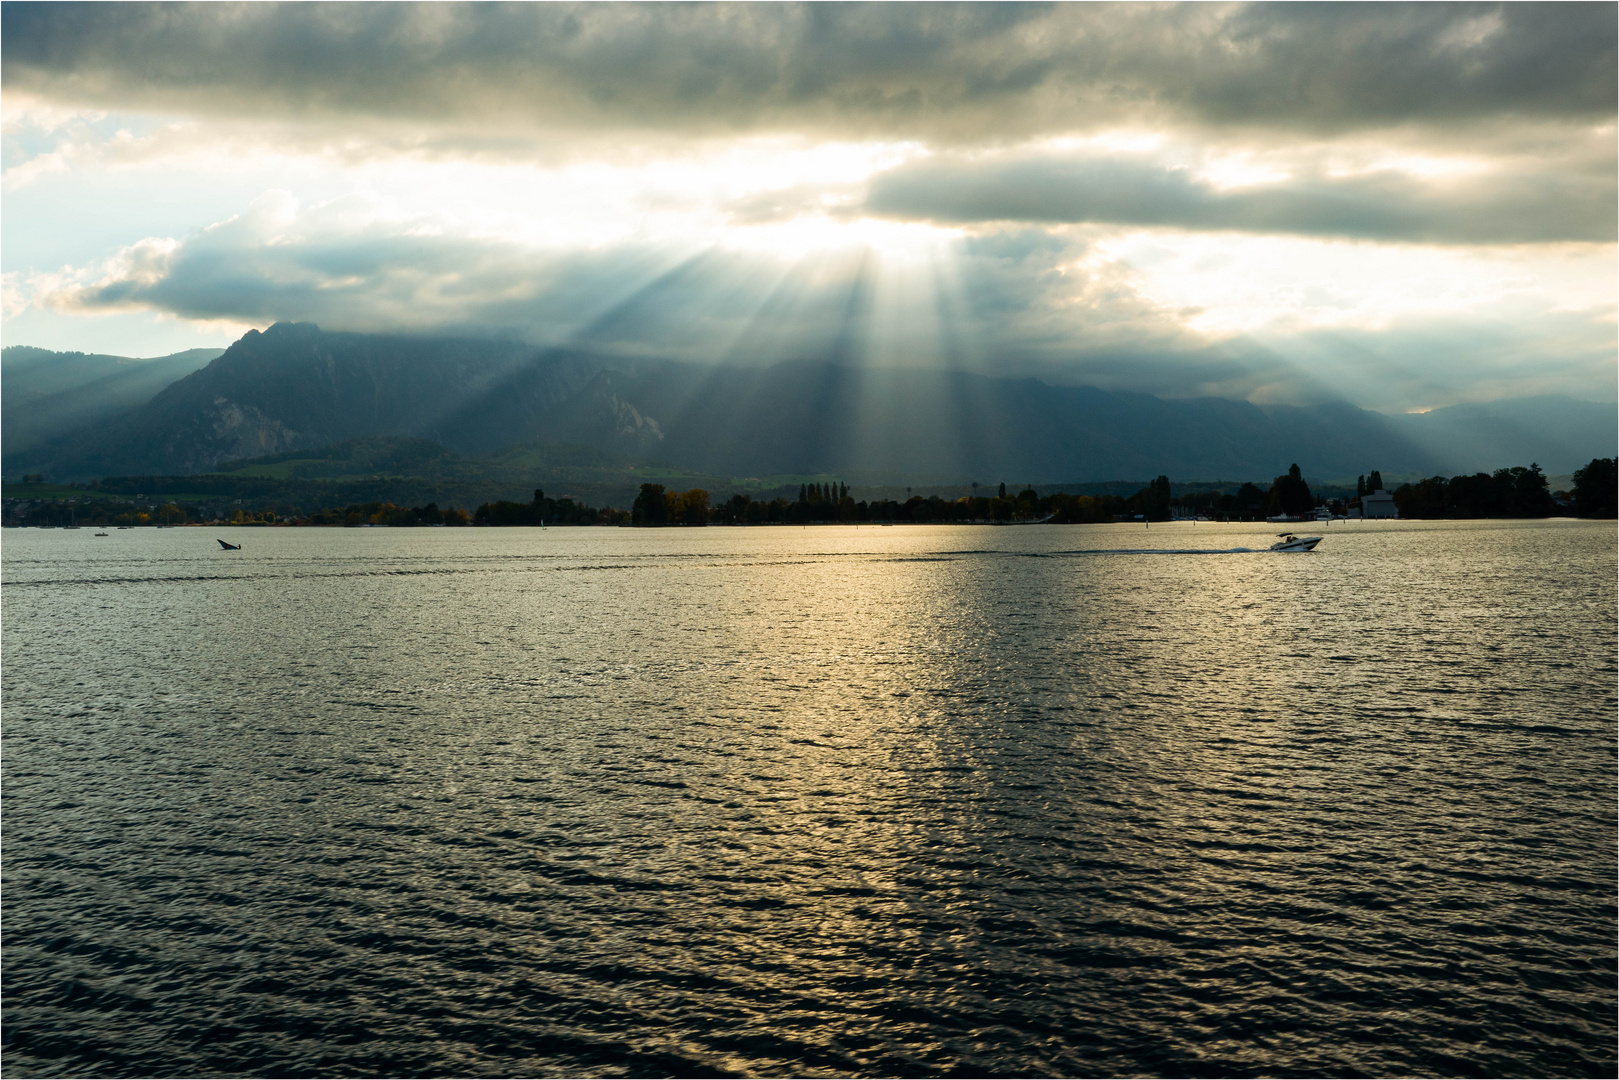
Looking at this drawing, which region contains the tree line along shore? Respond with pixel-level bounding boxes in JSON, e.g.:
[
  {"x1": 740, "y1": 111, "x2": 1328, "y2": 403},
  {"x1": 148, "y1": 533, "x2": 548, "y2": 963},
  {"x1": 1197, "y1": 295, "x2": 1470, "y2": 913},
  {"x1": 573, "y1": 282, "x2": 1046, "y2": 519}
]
[{"x1": 4, "y1": 459, "x2": 1613, "y2": 528}]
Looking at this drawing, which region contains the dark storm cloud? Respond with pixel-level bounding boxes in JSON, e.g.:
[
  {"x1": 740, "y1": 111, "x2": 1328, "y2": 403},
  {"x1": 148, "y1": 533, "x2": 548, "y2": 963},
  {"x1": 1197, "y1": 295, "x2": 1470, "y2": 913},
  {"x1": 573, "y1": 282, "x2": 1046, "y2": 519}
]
[
  {"x1": 864, "y1": 152, "x2": 1619, "y2": 243},
  {"x1": 3, "y1": 2, "x2": 1612, "y2": 140}
]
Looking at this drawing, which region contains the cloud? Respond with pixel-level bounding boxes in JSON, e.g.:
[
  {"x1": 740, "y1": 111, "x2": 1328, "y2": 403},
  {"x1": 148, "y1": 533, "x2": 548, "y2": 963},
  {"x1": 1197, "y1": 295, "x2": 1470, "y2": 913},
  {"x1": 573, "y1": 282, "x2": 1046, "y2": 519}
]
[
  {"x1": 4, "y1": 2, "x2": 1612, "y2": 146},
  {"x1": 8, "y1": 189, "x2": 1214, "y2": 375},
  {"x1": 10, "y1": 187, "x2": 1614, "y2": 411},
  {"x1": 865, "y1": 148, "x2": 1617, "y2": 244},
  {"x1": 20, "y1": 193, "x2": 694, "y2": 344}
]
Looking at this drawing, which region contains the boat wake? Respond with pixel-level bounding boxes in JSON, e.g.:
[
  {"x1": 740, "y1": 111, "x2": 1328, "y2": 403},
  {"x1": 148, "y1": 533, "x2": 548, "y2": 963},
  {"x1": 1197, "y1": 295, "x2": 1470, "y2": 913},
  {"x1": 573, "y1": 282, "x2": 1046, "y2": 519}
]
[{"x1": 1044, "y1": 547, "x2": 1265, "y2": 556}]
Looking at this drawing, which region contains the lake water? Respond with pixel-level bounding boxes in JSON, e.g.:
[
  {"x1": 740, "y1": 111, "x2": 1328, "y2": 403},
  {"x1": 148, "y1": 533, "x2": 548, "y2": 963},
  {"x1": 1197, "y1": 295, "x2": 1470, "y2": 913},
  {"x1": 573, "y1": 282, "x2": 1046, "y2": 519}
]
[{"x1": 3, "y1": 519, "x2": 1614, "y2": 1078}]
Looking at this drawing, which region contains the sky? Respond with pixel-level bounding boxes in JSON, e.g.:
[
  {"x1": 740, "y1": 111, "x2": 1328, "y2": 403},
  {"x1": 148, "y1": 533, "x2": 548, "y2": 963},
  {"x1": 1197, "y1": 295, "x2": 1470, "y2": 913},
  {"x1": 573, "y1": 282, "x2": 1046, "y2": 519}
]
[{"x1": 2, "y1": 1, "x2": 1614, "y2": 414}]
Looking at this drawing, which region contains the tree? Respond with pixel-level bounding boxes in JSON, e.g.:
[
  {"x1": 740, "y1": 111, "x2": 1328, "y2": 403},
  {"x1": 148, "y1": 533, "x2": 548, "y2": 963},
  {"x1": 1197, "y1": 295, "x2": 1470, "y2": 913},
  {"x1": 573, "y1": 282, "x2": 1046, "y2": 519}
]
[
  {"x1": 1572, "y1": 458, "x2": 1617, "y2": 518},
  {"x1": 1049, "y1": 493, "x2": 1116, "y2": 523},
  {"x1": 1446, "y1": 473, "x2": 1500, "y2": 518},
  {"x1": 633, "y1": 483, "x2": 669, "y2": 525},
  {"x1": 672, "y1": 488, "x2": 710, "y2": 525},
  {"x1": 1267, "y1": 463, "x2": 1313, "y2": 518},
  {"x1": 1498, "y1": 463, "x2": 1553, "y2": 517},
  {"x1": 1235, "y1": 482, "x2": 1266, "y2": 520},
  {"x1": 1392, "y1": 477, "x2": 1447, "y2": 519},
  {"x1": 1130, "y1": 475, "x2": 1172, "y2": 521},
  {"x1": 1367, "y1": 470, "x2": 1384, "y2": 493},
  {"x1": 1390, "y1": 463, "x2": 1556, "y2": 519}
]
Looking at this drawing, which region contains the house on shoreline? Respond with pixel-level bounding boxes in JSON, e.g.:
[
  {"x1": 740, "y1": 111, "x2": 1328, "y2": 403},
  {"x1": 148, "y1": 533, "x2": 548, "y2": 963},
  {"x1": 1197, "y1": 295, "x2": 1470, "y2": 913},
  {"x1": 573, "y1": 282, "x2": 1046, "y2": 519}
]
[{"x1": 1358, "y1": 489, "x2": 1399, "y2": 519}]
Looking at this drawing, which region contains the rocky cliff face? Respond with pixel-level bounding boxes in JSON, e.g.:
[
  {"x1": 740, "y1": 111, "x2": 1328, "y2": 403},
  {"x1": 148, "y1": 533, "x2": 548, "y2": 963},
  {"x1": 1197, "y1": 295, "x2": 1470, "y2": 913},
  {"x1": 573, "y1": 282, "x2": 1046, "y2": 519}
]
[{"x1": 205, "y1": 397, "x2": 308, "y2": 464}]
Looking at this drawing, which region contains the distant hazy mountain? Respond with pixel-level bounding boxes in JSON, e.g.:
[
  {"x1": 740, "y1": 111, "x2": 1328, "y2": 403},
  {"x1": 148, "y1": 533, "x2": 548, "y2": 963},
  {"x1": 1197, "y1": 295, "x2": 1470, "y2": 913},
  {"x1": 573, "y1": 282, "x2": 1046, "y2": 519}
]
[
  {"x1": 8, "y1": 323, "x2": 1612, "y2": 484},
  {"x1": 1, "y1": 345, "x2": 223, "y2": 456},
  {"x1": 1391, "y1": 398, "x2": 1617, "y2": 476},
  {"x1": 6, "y1": 324, "x2": 583, "y2": 479},
  {"x1": 496, "y1": 360, "x2": 1440, "y2": 484}
]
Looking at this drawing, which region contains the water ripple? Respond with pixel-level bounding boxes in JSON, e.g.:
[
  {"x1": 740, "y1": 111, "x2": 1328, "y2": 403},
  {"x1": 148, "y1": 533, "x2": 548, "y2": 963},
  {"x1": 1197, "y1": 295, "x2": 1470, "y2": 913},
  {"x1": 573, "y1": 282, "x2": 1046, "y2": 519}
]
[{"x1": 3, "y1": 520, "x2": 1614, "y2": 1077}]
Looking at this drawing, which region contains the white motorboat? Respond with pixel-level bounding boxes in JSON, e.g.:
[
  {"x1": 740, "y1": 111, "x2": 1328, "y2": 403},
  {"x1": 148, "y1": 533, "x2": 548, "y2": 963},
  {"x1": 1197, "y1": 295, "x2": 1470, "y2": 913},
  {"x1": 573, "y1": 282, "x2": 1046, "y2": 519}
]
[{"x1": 1270, "y1": 533, "x2": 1322, "y2": 552}]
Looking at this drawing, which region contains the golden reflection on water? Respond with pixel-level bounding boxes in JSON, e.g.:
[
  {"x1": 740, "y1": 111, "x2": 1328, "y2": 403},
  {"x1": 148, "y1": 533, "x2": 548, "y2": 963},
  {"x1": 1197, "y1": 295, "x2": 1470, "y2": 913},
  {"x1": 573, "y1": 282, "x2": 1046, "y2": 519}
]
[{"x1": 2, "y1": 520, "x2": 1614, "y2": 1077}]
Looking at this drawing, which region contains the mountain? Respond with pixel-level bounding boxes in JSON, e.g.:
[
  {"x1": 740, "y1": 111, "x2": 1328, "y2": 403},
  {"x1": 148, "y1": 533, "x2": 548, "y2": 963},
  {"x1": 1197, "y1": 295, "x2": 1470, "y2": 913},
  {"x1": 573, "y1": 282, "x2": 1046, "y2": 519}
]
[
  {"x1": 8, "y1": 322, "x2": 1612, "y2": 484},
  {"x1": 1, "y1": 345, "x2": 223, "y2": 456},
  {"x1": 6, "y1": 324, "x2": 586, "y2": 479},
  {"x1": 539, "y1": 362, "x2": 1442, "y2": 483},
  {"x1": 1391, "y1": 397, "x2": 1618, "y2": 476}
]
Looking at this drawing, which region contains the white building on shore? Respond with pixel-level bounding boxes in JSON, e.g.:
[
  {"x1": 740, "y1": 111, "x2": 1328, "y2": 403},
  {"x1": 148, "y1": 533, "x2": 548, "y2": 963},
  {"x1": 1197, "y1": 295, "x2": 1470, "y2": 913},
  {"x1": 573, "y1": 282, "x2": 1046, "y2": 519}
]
[{"x1": 1361, "y1": 488, "x2": 1399, "y2": 518}]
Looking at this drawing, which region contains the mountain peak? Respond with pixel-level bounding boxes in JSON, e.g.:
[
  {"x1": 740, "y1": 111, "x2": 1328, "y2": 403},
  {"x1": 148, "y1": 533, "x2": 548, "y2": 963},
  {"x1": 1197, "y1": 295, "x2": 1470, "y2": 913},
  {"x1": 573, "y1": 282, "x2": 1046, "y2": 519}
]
[
  {"x1": 261, "y1": 321, "x2": 322, "y2": 338},
  {"x1": 7, "y1": 326, "x2": 1613, "y2": 482}
]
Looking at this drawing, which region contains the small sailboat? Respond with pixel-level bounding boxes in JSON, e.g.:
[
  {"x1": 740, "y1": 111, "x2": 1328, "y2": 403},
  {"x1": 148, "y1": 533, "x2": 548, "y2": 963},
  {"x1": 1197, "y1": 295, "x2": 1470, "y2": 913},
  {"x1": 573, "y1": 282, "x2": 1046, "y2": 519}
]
[{"x1": 217, "y1": 539, "x2": 242, "y2": 550}]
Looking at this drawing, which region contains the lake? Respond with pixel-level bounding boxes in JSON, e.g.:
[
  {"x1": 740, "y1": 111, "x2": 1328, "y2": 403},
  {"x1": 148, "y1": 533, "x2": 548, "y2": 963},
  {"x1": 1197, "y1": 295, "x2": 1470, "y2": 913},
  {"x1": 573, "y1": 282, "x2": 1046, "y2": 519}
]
[{"x1": 3, "y1": 519, "x2": 1614, "y2": 1077}]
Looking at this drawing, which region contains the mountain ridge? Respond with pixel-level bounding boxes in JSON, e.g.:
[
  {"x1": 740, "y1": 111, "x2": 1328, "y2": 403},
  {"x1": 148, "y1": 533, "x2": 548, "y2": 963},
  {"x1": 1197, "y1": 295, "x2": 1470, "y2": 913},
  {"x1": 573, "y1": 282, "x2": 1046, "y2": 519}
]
[
  {"x1": 6, "y1": 323, "x2": 1613, "y2": 484},
  {"x1": 1, "y1": 345, "x2": 224, "y2": 456}
]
